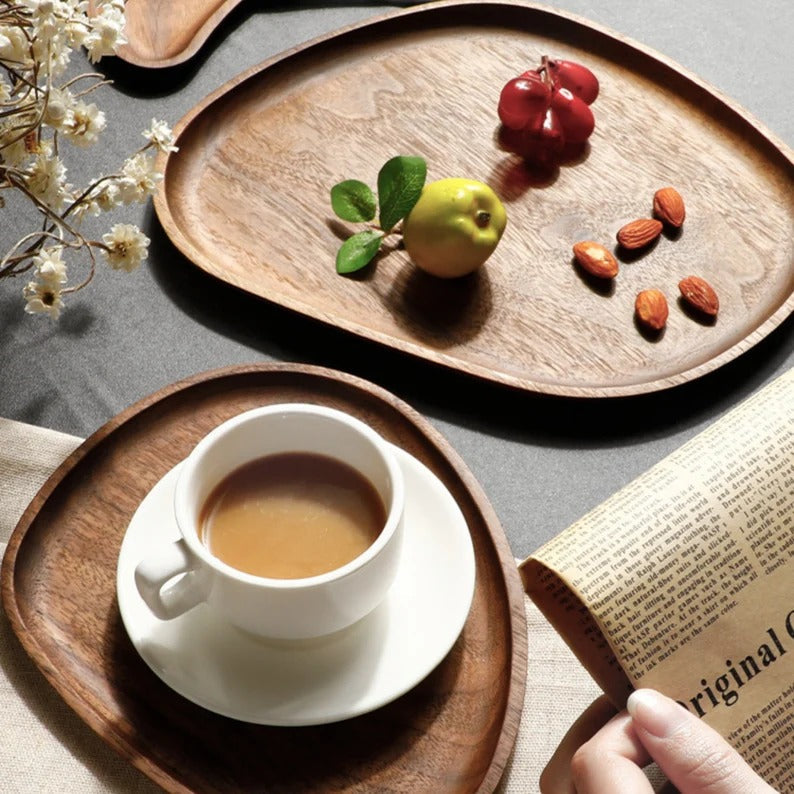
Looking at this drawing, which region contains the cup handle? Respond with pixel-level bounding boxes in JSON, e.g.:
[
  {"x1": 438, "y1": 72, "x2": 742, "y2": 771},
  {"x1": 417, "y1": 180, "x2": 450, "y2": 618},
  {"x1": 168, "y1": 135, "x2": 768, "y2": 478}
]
[{"x1": 134, "y1": 539, "x2": 208, "y2": 620}]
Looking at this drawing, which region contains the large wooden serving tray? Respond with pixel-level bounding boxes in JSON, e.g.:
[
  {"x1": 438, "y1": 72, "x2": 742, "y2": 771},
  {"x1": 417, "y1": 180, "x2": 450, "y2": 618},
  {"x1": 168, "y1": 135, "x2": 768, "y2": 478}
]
[
  {"x1": 155, "y1": 0, "x2": 794, "y2": 398},
  {"x1": 1, "y1": 364, "x2": 527, "y2": 793}
]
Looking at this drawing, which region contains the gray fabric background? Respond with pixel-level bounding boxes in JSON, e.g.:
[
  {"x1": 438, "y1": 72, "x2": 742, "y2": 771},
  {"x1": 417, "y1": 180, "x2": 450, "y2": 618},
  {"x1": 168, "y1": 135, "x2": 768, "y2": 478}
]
[{"x1": 1, "y1": 0, "x2": 792, "y2": 562}]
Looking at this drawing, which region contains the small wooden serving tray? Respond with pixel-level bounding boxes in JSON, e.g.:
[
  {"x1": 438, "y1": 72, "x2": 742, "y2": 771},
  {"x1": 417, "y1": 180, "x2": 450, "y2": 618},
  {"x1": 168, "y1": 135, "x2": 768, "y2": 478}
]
[
  {"x1": 97, "y1": 0, "x2": 245, "y2": 68},
  {"x1": 155, "y1": 0, "x2": 794, "y2": 397},
  {"x1": 1, "y1": 364, "x2": 527, "y2": 793}
]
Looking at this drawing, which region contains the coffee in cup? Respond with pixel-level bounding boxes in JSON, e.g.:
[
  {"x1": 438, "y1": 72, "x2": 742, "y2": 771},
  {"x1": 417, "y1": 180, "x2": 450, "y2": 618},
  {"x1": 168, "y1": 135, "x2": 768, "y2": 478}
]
[
  {"x1": 134, "y1": 403, "x2": 405, "y2": 639},
  {"x1": 199, "y1": 451, "x2": 387, "y2": 579}
]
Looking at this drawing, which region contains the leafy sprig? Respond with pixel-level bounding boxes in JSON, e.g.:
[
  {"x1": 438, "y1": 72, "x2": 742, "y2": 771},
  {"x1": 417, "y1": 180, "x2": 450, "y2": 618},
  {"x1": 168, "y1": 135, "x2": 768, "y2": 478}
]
[{"x1": 330, "y1": 155, "x2": 426, "y2": 274}]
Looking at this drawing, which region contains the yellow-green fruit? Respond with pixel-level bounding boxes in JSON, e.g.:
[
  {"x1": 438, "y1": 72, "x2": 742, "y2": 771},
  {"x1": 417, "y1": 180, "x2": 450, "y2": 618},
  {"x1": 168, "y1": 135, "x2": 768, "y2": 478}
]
[{"x1": 402, "y1": 178, "x2": 507, "y2": 278}]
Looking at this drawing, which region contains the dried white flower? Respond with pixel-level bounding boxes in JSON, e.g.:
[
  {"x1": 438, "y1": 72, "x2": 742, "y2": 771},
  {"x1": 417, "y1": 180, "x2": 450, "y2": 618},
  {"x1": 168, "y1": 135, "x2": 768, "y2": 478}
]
[
  {"x1": 42, "y1": 87, "x2": 74, "y2": 129},
  {"x1": 25, "y1": 149, "x2": 72, "y2": 209},
  {"x1": 117, "y1": 151, "x2": 162, "y2": 203},
  {"x1": 102, "y1": 223, "x2": 149, "y2": 272},
  {"x1": 0, "y1": 24, "x2": 32, "y2": 65},
  {"x1": 143, "y1": 118, "x2": 178, "y2": 153},
  {"x1": 74, "y1": 180, "x2": 121, "y2": 218},
  {"x1": 39, "y1": 34, "x2": 73, "y2": 77},
  {"x1": 84, "y1": 2, "x2": 126, "y2": 63},
  {"x1": 25, "y1": 151, "x2": 71, "y2": 207},
  {"x1": 1, "y1": 0, "x2": 173, "y2": 318},
  {"x1": 23, "y1": 282, "x2": 65, "y2": 318},
  {"x1": 33, "y1": 247, "x2": 68, "y2": 286},
  {"x1": 63, "y1": 99, "x2": 105, "y2": 146},
  {"x1": 23, "y1": 247, "x2": 68, "y2": 318}
]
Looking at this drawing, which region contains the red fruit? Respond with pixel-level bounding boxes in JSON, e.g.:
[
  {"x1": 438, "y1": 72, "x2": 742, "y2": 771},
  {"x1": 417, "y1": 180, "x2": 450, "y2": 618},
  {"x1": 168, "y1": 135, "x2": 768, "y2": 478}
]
[
  {"x1": 550, "y1": 87, "x2": 595, "y2": 143},
  {"x1": 498, "y1": 74, "x2": 552, "y2": 130},
  {"x1": 535, "y1": 108, "x2": 566, "y2": 160},
  {"x1": 497, "y1": 55, "x2": 598, "y2": 166},
  {"x1": 501, "y1": 107, "x2": 565, "y2": 166},
  {"x1": 550, "y1": 59, "x2": 599, "y2": 104}
]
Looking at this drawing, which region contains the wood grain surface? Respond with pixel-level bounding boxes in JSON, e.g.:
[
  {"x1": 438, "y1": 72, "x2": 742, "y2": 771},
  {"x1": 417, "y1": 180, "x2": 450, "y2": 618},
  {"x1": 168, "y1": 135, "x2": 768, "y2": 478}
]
[
  {"x1": 1, "y1": 363, "x2": 527, "y2": 794},
  {"x1": 154, "y1": 0, "x2": 794, "y2": 398},
  {"x1": 91, "y1": 0, "x2": 244, "y2": 68}
]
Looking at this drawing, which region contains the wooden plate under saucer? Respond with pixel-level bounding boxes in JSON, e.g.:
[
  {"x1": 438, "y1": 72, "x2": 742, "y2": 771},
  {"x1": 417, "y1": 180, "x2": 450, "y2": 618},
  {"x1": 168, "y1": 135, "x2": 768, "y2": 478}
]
[{"x1": 1, "y1": 363, "x2": 527, "y2": 793}]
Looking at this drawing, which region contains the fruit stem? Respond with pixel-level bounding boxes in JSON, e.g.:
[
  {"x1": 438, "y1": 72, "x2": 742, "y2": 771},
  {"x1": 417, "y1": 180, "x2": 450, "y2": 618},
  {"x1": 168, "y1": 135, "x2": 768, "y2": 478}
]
[
  {"x1": 475, "y1": 210, "x2": 491, "y2": 228},
  {"x1": 539, "y1": 55, "x2": 554, "y2": 88}
]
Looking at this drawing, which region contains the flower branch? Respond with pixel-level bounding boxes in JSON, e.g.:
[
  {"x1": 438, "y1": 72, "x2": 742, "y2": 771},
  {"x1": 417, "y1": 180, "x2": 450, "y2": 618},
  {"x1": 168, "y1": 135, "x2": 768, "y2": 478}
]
[{"x1": 0, "y1": 0, "x2": 178, "y2": 318}]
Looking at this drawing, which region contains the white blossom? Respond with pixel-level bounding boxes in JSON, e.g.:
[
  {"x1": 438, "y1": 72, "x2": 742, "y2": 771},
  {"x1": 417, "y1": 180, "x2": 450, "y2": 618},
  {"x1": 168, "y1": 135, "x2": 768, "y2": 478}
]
[
  {"x1": 23, "y1": 0, "x2": 60, "y2": 39},
  {"x1": 142, "y1": 118, "x2": 178, "y2": 153},
  {"x1": 74, "y1": 180, "x2": 121, "y2": 218},
  {"x1": 42, "y1": 87, "x2": 74, "y2": 129},
  {"x1": 23, "y1": 248, "x2": 68, "y2": 318},
  {"x1": 63, "y1": 99, "x2": 105, "y2": 146},
  {"x1": 0, "y1": 24, "x2": 32, "y2": 66},
  {"x1": 35, "y1": 247, "x2": 68, "y2": 284},
  {"x1": 64, "y1": 19, "x2": 88, "y2": 49},
  {"x1": 102, "y1": 223, "x2": 149, "y2": 272},
  {"x1": 38, "y1": 32, "x2": 73, "y2": 77},
  {"x1": 23, "y1": 282, "x2": 65, "y2": 318},
  {"x1": 24, "y1": 149, "x2": 72, "y2": 209},
  {"x1": 83, "y1": 2, "x2": 126, "y2": 63},
  {"x1": 63, "y1": 1, "x2": 90, "y2": 48},
  {"x1": 117, "y1": 151, "x2": 161, "y2": 203}
]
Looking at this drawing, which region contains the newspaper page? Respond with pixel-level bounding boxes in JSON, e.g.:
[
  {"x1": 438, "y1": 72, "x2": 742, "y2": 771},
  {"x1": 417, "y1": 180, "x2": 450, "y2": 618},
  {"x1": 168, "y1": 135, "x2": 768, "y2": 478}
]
[{"x1": 521, "y1": 368, "x2": 794, "y2": 791}]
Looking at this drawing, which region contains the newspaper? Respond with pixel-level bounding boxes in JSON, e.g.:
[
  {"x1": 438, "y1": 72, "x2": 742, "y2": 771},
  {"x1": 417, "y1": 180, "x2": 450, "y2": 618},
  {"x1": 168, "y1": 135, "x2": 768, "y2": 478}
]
[{"x1": 521, "y1": 368, "x2": 794, "y2": 792}]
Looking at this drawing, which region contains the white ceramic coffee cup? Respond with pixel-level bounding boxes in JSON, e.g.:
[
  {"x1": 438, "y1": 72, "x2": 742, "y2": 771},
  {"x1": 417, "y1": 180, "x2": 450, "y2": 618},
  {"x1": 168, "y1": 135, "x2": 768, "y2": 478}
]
[{"x1": 134, "y1": 403, "x2": 405, "y2": 639}]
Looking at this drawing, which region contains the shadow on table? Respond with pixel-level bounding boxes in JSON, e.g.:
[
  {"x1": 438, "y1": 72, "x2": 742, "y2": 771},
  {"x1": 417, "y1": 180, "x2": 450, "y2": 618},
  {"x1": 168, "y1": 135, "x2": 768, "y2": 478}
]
[{"x1": 144, "y1": 215, "x2": 794, "y2": 453}]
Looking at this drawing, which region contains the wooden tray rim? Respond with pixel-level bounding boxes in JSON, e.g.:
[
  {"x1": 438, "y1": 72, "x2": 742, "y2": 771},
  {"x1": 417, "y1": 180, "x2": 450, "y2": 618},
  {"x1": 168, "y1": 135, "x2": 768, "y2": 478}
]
[
  {"x1": 1, "y1": 362, "x2": 529, "y2": 793},
  {"x1": 153, "y1": 0, "x2": 794, "y2": 399}
]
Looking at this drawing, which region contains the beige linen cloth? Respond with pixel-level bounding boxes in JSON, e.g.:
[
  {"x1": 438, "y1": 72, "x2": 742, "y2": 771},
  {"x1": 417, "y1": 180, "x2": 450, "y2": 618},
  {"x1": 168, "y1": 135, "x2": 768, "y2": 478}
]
[{"x1": 0, "y1": 416, "x2": 601, "y2": 793}]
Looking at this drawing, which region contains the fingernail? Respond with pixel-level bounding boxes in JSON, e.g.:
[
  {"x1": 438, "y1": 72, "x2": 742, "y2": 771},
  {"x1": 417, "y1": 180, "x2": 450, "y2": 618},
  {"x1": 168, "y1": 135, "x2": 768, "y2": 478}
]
[{"x1": 627, "y1": 689, "x2": 687, "y2": 739}]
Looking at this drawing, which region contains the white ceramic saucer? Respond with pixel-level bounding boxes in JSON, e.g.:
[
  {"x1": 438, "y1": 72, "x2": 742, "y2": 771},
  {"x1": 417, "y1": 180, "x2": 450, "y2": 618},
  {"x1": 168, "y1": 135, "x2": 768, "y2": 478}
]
[{"x1": 117, "y1": 445, "x2": 475, "y2": 726}]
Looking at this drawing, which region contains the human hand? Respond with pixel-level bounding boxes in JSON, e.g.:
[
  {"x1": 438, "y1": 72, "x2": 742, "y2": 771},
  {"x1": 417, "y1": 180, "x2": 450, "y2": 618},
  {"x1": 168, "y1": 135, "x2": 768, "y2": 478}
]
[{"x1": 540, "y1": 688, "x2": 776, "y2": 793}]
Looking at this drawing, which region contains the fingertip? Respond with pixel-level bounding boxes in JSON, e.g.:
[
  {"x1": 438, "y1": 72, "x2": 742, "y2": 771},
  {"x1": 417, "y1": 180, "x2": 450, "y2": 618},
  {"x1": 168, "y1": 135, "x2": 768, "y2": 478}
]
[
  {"x1": 627, "y1": 689, "x2": 686, "y2": 739},
  {"x1": 627, "y1": 689, "x2": 773, "y2": 793}
]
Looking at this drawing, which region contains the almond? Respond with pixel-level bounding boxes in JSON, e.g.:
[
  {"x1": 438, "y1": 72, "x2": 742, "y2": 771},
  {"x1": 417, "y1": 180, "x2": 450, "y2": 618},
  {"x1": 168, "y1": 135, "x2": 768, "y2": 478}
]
[
  {"x1": 573, "y1": 241, "x2": 618, "y2": 279},
  {"x1": 679, "y1": 275, "x2": 719, "y2": 316},
  {"x1": 616, "y1": 218, "x2": 663, "y2": 249},
  {"x1": 653, "y1": 187, "x2": 686, "y2": 227},
  {"x1": 635, "y1": 289, "x2": 668, "y2": 331}
]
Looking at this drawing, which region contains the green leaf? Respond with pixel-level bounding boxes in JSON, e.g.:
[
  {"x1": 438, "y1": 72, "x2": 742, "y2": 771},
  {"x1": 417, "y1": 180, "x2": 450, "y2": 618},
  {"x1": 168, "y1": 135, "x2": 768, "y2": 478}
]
[
  {"x1": 336, "y1": 230, "x2": 384, "y2": 274},
  {"x1": 330, "y1": 180, "x2": 377, "y2": 223},
  {"x1": 377, "y1": 156, "x2": 427, "y2": 233}
]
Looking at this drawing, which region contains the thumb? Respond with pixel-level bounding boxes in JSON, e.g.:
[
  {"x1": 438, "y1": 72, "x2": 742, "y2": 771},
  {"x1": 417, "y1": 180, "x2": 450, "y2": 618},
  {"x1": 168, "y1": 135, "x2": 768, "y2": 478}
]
[{"x1": 627, "y1": 689, "x2": 775, "y2": 794}]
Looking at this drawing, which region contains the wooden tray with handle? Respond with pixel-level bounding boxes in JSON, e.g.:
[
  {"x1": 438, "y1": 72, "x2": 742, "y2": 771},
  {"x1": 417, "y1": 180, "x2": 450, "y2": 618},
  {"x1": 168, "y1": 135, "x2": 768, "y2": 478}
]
[
  {"x1": 154, "y1": 0, "x2": 794, "y2": 397},
  {"x1": 89, "y1": 0, "x2": 245, "y2": 68},
  {"x1": 1, "y1": 363, "x2": 527, "y2": 793}
]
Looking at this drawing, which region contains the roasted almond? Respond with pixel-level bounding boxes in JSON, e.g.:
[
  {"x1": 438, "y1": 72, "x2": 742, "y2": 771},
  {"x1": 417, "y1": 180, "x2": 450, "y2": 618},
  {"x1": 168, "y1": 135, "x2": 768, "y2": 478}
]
[
  {"x1": 679, "y1": 275, "x2": 719, "y2": 316},
  {"x1": 616, "y1": 218, "x2": 663, "y2": 249},
  {"x1": 635, "y1": 289, "x2": 668, "y2": 331},
  {"x1": 653, "y1": 187, "x2": 686, "y2": 227},
  {"x1": 573, "y1": 241, "x2": 619, "y2": 278}
]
